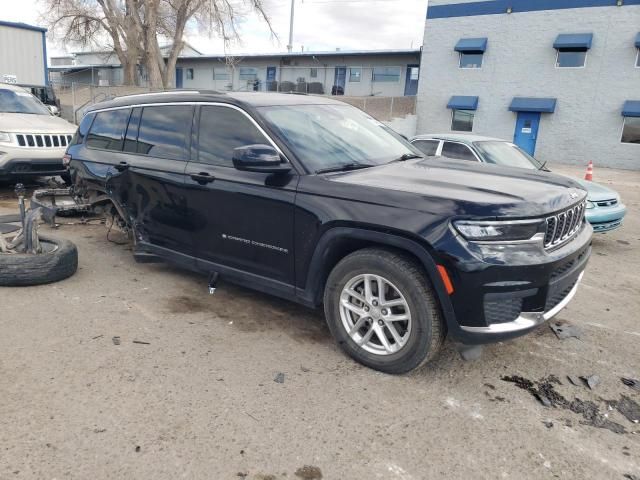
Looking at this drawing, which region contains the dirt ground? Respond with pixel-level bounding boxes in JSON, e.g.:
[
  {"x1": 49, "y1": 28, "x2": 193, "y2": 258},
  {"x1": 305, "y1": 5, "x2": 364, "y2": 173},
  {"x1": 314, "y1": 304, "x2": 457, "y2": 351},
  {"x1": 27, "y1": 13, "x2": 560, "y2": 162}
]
[{"x1": 0, "y1": 165, "x2": 639, "y2": 480}]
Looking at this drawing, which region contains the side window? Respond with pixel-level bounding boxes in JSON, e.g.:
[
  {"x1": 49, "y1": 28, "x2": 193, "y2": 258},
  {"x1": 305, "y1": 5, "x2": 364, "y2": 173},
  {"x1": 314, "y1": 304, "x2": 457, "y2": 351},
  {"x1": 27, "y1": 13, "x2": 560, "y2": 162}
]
[
  {"x1": 137, "y1": 105, "x2": 193, "y2": 160},
  {"x1": 412, "y1": 140, "x2": 439, "y2": 156},
  {"x1": 441, "y1": 142, "x2": 477, "y2": 162},
  {"x1": 71, "y1": 112, "x2": 95, "y2": 145},
  {"x1": 197, "y1": 106, "x2": 270, "y2": 167},
  {"x1": 86, "y1": 109, "x2": 130, "y2": 151}
]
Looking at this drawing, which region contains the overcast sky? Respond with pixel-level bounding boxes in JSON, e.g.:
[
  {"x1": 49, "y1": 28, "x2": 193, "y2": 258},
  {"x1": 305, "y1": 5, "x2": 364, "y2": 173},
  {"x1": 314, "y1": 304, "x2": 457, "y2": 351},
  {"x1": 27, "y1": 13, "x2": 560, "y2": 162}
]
[{"x1": 5, "y1": 0, "x2": 428, "y2": 57}]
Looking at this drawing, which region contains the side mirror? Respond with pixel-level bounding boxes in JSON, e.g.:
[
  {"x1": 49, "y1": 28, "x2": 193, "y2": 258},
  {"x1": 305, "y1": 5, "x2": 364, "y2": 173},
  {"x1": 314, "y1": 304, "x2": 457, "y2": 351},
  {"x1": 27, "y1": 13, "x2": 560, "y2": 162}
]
[
  {"x1": 47, "y1": 105, "x2": 60, "y2": 116},
  {"x1": 232, "y1": 144, "x2": 291, "y2": 174}
]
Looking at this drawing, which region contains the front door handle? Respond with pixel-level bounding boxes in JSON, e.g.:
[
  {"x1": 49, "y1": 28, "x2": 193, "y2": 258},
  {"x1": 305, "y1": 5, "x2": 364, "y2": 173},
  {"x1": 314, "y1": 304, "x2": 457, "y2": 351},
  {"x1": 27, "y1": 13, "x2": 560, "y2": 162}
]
[
  {"x1": 190, "y1": 172, "x2": 215, "y2": 184},
  {"x1": 115, "y1": 161, "x2": 129, "y2": 172}
]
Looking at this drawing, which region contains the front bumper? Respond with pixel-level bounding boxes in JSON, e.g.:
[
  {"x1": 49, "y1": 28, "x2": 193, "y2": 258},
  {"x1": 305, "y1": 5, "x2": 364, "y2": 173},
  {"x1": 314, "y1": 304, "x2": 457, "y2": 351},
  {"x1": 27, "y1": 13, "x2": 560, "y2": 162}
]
[
  {"x1": 0, "y1": 157, "x2": 66, "y2": 177},
  {"x1": 586, "y1": 203, "x2": 626, "y2": 233},
  {"x1": 435, "y1": 221, "x2": 592, "y2": 345}
]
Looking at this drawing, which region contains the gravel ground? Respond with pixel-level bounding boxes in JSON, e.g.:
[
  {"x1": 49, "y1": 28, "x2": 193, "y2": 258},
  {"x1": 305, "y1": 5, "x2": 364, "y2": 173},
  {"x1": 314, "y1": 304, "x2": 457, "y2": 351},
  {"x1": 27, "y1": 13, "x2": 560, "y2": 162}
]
[{"x1": 0, "y1": 164, "x2": 639, "y2": 480}]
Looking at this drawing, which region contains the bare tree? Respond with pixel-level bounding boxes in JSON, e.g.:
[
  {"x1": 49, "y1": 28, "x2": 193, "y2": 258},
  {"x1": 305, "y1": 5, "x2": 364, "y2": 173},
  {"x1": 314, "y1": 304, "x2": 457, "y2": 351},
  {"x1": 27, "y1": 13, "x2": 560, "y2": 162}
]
[{"x1": 44, "y1": 0, "x2": 275, "y2": 88}]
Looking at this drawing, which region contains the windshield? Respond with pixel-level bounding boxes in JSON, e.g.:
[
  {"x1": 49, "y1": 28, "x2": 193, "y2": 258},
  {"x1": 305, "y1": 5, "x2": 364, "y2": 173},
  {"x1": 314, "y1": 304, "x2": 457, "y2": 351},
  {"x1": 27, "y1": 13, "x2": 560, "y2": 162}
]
[
  {"x1": 473, "y1": 140, "x2": 544, "y2": 170},
  {"x1": 258, "y1": 104, "x2": 421, "y2": 172},
  {"x1": 0, "y1": 88, "x2": 51, "y2": 115}
]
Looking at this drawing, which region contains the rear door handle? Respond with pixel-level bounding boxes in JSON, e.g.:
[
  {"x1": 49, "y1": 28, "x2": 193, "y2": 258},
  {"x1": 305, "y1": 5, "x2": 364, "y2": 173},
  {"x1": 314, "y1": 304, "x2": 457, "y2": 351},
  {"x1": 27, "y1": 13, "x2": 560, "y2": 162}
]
[
  {"x1": 115, "y1": 161, "x2": 129, "y2": 172},
  {"x1": 190, "y1": 172, "x2": 215, "y2": 184}
]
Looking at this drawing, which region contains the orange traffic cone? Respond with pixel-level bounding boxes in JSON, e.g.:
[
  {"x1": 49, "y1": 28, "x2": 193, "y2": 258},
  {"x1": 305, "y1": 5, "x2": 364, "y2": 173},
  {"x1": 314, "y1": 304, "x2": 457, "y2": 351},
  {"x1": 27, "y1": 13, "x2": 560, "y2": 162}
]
[{"x1": 584, "y1": 161, "x2": 593, "y2": 181}]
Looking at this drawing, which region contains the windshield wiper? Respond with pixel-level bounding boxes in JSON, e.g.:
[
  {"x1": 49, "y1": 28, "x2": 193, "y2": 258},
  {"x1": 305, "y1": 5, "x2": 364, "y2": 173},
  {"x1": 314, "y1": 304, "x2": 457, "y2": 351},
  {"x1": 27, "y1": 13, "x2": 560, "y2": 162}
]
[
  {"x1": 539, "y1": 161, "x2": 550, "y2": 171},
  {"x1": 315, "y1": 162, "x2": 375, "y2": 174},
  {"x1": 389, "y1": 153, "x2": 423, "y2": 163}
]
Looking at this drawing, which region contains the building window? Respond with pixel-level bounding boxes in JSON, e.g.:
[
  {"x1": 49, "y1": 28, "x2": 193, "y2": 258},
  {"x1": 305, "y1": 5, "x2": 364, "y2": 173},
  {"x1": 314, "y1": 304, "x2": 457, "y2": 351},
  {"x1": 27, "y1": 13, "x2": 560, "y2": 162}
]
[
  {"x1": 310, "y1": 68, "x2": 318, "y2": 78},
  {"x1": 186, "y1": 68, "x2": 194, "y2": 80},
  {"x1": 239, "y1": 67, "x2": 258, "y2": 80},
  {"x1": 214, "y1": 69, "x2": 230, "y2": 80},
  {"x1": 451, "y1": 109, "x2": 474, "y2": 132},
  {"x1": 409, "y1": 66, "x2": 420, "y2": 81},
  {"x1": 556, "y1": 50, "x2": 587, "y2": 68},
  {"x1": 621, "y1": 117, "x2": 640, "y2": 144},
  {"x1": 349, "y1": 67, "x2": 361, "y2": 82},
  {"x1": 459, "y1": 52, "x2": 483, "y2": 68},
  {"x1": 372, "y1": 66, "x2": 401, "y2": 82},
  {"x1": 636, "y1": 50, "x2": 640, "y2": 68}
]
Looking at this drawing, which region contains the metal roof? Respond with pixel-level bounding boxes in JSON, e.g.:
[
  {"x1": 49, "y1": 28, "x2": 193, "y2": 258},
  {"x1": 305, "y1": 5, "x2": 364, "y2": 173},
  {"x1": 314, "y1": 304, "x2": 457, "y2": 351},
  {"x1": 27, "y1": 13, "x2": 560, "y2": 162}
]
[
  {"x1": 0, "y1": 20, "x2": 47, "y2": 33},
  {"x1": 178, "y1": 48, "x2": 422, "y2": 61}
]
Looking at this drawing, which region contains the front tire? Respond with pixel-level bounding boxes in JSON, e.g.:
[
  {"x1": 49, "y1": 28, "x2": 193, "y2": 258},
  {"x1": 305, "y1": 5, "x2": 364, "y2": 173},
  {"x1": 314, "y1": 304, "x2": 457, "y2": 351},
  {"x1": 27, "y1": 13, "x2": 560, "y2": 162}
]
[{"x1": 323, "y1": 248, "x2": 445, "y2": 374}]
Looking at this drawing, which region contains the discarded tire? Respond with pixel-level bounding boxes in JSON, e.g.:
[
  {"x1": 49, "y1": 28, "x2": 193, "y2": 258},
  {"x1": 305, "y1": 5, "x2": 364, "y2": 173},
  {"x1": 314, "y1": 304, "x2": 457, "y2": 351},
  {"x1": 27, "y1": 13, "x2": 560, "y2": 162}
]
[{"x1": 0, "y1": 236, "x2": 78, "y2": 286}]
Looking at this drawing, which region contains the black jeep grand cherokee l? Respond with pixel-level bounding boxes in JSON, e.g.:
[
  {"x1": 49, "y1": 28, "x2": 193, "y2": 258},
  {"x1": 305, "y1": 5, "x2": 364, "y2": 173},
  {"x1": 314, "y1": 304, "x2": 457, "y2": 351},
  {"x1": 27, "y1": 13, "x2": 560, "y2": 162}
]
[{"x1": 66, "y1": 91, "x2": 592, "y2": 373}]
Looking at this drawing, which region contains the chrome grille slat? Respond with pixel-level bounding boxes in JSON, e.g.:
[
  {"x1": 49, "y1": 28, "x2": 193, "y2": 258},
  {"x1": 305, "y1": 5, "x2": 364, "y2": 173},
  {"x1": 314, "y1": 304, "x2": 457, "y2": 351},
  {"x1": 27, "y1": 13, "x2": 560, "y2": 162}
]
[
  {"x1": 543, "y1": 201, "x2": 586, "y2": 250},
  {"x1": 10, "y1": 133, "x2": 72, "y2": 148}
]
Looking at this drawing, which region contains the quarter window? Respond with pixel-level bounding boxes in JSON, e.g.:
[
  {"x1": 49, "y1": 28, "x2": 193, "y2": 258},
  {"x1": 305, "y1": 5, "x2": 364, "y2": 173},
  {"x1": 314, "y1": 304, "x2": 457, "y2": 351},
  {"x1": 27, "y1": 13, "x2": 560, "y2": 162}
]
[
  {"x1": 412, "y1": 140, "x2": 440, "y2": 156},
  {"x1": 71, "y1": 112, "x2": 95, "y2": 145},
  {"x1": 621, "y1": 117, "x2": 640, "y2": 144},
  {"x1": 556, "y1": 50, "x2": 587, "y2": 68},
  {"x1": 441, "y1": 142, "x2": 477, "y2": 161},
  {"x1": 197, "y1": 106, "x2": 270, "y2": 166},
  {"x1": 450, "y1": 109, "x2": 474, "y2": 132},
  {"x1": 136, "y1": 105, "x2": 193, "y2": 160},
  {"x1": 349, "y1": 67, "x2": 361, "y2": 82},
  {"x1": 459, "y1": 52, "x2": 483, "y2": 69},
  {"x1": 86, "y1": 109, "x2": 130, "y2": 151},
  {"x1": 372, "y1": 66, "x2": 401, "y2": 83}
]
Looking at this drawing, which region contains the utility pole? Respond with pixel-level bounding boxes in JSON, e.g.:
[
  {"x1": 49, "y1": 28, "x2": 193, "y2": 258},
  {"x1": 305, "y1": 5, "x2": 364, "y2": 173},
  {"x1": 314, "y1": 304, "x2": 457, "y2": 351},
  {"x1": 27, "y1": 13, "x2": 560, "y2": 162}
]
[{"x1": 287, "y1": 0, "x2": 295, "y2": 53}]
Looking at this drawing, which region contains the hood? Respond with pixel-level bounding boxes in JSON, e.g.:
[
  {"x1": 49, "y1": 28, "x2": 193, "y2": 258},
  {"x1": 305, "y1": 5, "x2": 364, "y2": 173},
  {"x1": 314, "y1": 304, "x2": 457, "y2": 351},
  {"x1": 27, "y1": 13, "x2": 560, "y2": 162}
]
[
  {"x1": 572, "y1": 178, "x2": 619, "y2": 202},
  {"x1": 329, "y1": 158, "x2": 586, "y2": 218},
  {"x1": 0, "y1": 113, "x2": 77, "y2": 134}
]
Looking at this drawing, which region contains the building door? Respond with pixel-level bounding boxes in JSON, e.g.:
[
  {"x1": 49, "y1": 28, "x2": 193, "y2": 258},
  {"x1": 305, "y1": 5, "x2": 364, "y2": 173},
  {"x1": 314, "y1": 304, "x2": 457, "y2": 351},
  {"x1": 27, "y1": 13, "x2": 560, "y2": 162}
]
[
  {"x1": 175, "y1": 68, "x2": 184, "y2": 88},
  {"x1": 513, "y1": 112, "x2": 541, "y2": 156},
  {"x1": 266, "y1": 66, "x2": 277, "y2": 91},
  {"x1": 404, "y1": 64, "x2": 419, "y2": 96},
  {"x1": 332, "y1": 66, "x2": 346, "y2": 95}
]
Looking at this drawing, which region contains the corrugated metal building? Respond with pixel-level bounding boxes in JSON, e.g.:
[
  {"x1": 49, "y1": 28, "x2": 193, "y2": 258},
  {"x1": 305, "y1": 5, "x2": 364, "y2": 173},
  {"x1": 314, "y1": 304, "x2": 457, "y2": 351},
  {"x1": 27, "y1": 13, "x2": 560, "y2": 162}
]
[{"x1": 0, "y1": 20, "x2": 47, "y2": 87}]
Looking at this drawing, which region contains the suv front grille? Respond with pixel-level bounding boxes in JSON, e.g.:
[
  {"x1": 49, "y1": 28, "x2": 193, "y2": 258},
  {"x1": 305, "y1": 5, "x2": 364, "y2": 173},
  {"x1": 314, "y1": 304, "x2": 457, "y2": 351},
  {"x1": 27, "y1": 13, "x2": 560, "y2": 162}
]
[
  {"x1": 544, "y1": 202, "x2": 585, "y2": 250},
  {"x1": 15, "y1": 134, "x2": 73, "y2": 148}
]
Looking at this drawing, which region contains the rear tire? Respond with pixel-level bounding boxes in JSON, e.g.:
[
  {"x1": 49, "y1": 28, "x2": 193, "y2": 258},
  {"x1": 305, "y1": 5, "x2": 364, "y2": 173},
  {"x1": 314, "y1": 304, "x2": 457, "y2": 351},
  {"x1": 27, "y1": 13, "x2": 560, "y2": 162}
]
[
  {"x1": 323, "y1": 248, "x2": 445, "y2": 374},
  {"x1": 0, "y1": 235, "x2": 78, "y2": 286}
]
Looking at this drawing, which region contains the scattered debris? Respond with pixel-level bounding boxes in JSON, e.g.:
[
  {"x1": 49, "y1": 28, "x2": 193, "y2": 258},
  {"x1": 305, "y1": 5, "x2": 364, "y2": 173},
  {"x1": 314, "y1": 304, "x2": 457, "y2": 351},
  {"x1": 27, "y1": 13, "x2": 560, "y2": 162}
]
[
  {"x1": 543, "y1": 421, "x2": 554, "y2": 429},
  {"x1": 274, "y1": 372, "x2": 285, "y2": 384},
  {"x1": 135, "y1": 445, "x2": 141, "y2": 452},
  {"x1": 236, "y1": 473, "x2": 248, "y2": 478},
  {"x1": 457, "y1": 344, "x2": 483, "y2": 361},
  {"x1": 501, "y1": 375, "x2": 627, "y2": 434},
  {"x1": 567, "y1": 375, "x2": 582, "y2": 386},
  {"x1": 132, "y1": 340, "x2": 150, "y2": 345},
  {"x1": 91, "y1": 335, "x2": 104, "y2": 340},
  {"x1": 295, "y1": 465, "x2": 323, "y2": 480},
  {"x1": 616, "y1": 396, "x2": 640, "y2": 424},
  {"x1": 112, "y1": 336, "x2": 121, "y2": 345},
  {"x1": 484, "y1": 383, "x2": 496, "y2": 390},
  {"x1": 300, "y1": 366, "x2": 311, "y2": 373},
  {"x1": 581, "y1": 375, "x2": 601, "y2": 390},
  {"x1": 621, "y1": 378, "x2": 640, "y2": 392},
  {"x1": 550, "y1": 321, "x2": 582, "y2": 340},
  {"x1": 624, "y1": 474, "x2": 640, "y2": 480}
]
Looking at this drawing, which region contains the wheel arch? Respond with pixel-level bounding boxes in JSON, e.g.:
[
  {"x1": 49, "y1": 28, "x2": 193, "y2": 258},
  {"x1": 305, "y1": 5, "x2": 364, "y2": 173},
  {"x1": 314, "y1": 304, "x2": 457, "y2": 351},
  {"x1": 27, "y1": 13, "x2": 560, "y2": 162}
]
[{"x1": 297, "y1": 227, "x2": 458, "y2": 331}]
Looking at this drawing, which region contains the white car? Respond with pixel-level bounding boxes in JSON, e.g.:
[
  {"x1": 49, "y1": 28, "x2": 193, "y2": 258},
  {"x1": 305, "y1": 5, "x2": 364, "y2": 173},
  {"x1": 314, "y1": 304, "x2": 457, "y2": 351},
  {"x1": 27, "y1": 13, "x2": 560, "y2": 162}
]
[{"x1": 0, "y1": 83, "x2": 77, "y2": 183}]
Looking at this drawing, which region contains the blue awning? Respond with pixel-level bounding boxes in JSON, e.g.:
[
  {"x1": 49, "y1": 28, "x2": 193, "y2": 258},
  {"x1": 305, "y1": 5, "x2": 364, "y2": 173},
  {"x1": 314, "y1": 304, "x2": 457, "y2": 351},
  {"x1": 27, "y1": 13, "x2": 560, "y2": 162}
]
[
  {"x1": 509, "y1": 97, "x2": 557, "y2": 113},
  {"x1": 635, "y1": 33, "x2": 640, "y2": 49},
  {"x1": 554, "y1": 33, "x2": 593, "y2": 50},
  {"x1": 447, "y1": 96, "x2": 479, "y2": 111},
  {"x1": 454, "y1": 38, "x2": 488, "y2": 53},
  {"x1": 622, "y1": 101, "x2": 640, "y2": 118}
]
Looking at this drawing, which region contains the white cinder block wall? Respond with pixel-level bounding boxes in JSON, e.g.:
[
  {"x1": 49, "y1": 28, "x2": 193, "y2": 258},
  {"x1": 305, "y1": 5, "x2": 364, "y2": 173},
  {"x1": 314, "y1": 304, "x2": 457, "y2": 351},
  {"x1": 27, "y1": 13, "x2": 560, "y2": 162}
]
[{"x1": 417, "y1": 0, "x2": 640, "y2": 169}]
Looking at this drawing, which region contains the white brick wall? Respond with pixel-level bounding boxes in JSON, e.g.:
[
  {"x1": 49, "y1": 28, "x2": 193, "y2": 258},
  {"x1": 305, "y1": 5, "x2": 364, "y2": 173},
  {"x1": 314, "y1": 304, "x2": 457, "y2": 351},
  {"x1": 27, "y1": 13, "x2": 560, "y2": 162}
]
[{"x1": 417, "y1": 5, "x2": 640, "y2": 170}]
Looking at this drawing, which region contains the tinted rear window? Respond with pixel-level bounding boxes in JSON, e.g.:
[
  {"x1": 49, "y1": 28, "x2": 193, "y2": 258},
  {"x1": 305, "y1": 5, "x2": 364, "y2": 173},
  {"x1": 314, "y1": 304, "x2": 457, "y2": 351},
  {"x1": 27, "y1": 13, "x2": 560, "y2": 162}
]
[
  {"x1": 136, "y1": 105, "x2": 193, "y2": 160},
  {"x1": 71, "y1": 113, "x2": 95, "y2": 145},
  {"x1": 441, "y1": 142, "x2": 477, "y2": 162},
  {"x1": 86, "y1": 109, "x2": 130, "y2": 151},
  {"x1": 412, "y1": 139, "x2": 439, "y2": 156}
]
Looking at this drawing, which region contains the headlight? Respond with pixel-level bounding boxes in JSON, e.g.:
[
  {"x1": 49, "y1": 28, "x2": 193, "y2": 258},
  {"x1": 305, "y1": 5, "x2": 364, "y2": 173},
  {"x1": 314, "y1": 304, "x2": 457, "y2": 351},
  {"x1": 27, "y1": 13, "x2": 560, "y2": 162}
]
[
  {"x1": 0, "y1": 132, "x2": 11, "y2": 143},
  {"x1": 586, "y1": 201, "x2": 595, "y2": 209},
  {"x1": 454, "y1": 220, "x2": 544, "y2": 242}
]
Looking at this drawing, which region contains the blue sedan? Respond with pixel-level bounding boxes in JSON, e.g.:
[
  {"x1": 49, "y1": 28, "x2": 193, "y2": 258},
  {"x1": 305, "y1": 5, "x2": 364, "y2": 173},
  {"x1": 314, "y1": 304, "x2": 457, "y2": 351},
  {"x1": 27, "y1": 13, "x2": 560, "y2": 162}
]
[{"x1": 410, "y1": 133, "x2": 626, "y2": 233}]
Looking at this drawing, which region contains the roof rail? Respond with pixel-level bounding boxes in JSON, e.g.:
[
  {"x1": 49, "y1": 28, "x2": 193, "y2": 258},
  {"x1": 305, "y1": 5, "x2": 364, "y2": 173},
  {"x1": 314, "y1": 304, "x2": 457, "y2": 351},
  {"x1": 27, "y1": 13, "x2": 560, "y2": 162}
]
[{"x1": 114, "y1": 89, "x2": 225, "y2": 100}]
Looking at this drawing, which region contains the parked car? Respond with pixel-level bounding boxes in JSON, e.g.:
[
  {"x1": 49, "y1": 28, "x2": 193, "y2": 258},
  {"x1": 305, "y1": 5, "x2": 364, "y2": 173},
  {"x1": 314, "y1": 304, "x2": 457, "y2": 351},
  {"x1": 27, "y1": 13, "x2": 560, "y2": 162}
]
[
  {"x1": 0, "y1": 83, "x2": 76, "y2": 183},
  {"x1": 67, "y1": 91, "x2": 592, "y2": 373},
  {"x1": 410, "y1": 134, "x2": 626, "y2": 233}
]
